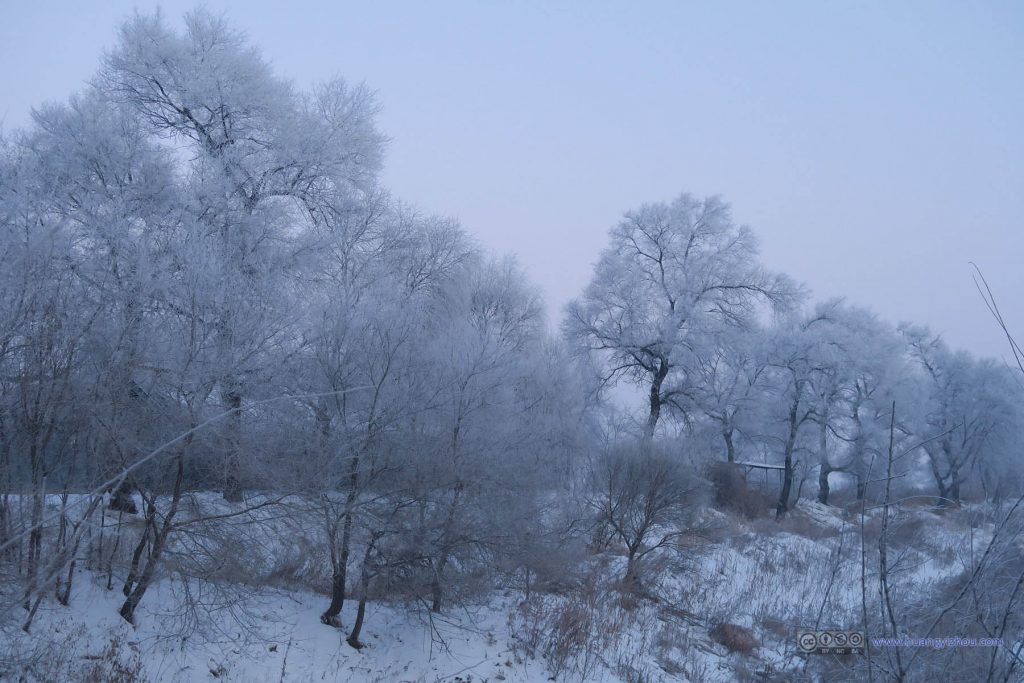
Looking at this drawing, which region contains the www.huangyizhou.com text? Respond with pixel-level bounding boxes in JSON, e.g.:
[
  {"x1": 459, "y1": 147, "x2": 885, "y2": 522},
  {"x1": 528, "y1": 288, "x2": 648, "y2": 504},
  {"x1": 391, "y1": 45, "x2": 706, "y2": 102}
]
[{"x1": 871, "y1": 637, "x2": 1003, "y2": 649}]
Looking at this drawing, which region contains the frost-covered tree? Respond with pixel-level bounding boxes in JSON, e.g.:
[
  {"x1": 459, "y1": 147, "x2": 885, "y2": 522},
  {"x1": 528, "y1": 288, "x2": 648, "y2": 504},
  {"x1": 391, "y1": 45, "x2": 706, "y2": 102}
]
[
  {"x1": 412, "y1": 256, "x2": 547, "y2": 612},
  {"x1": 99, "y1": 9, "x2": 386, "y2": 500},
  {"x1": 682, "y1": 326, "x2": 771, "y2": 463},
  {"x1": 903, "y1": 325, "x2": 1019, "y2": 506},
  {"x1": 565, "y1": 193, "x2": 797, "y2": 442},
  {"x1": 589, "y1": 441, "x2": 700, "y2": 587},
  {"x1": 761, "y1": 306, "x2": 838, "y2": 517},
  {"x1": 306, "y1": 207, "x2": 474, "y2": 626},
  {"x1": 813, "y1": 303, "x2": 907, "y2": 504},
  {"x1": 768, "y1": 301, "x2": 910, "y2": 506}
]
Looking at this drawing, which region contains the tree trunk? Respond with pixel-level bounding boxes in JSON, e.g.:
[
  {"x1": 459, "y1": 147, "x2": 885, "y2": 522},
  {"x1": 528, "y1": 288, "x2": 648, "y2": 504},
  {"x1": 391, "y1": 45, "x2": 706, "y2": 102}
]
[
  {"x1": 321, "y1": 509, "x2": 353, "y2": 626},
  {"x1": 878, "y1": 401, "x2": 905, "y2": 680},
  {"x1": 346, "y1": 544, "x2": 375, "y2": 649},
  {"x1": 818, "y1": 463, "x2": 832, "y2": 505},
  {"x1": 430, "y1": 480, "x2": 463, "y2": 613},
  {"x1": 0, "y1": 494, "x2": 10, "y2": 563},
  {"x1": 57, "y1": 557, "x2": 75, "y2": 606},
  {"x1": 776, "y1": 397, "x2": 800, "y2": 519},
  {"x1": 723, "y1": 429, "x2": 736, "y2": 464},
  {"x1": 24, "y1": 494, "x2": 104, "y2": 631},
  {"x1": 431, "y1": 556, "x2": 449, "y2": 613},
  {"x1": 119, "y1": 450, "x2": 185, "y2": 624},
  {"x1": 123, "y1": 503, "x2": 154, "y2": 597},
  {"x1": 948, "y1": 465, "x2": 961, "y2": 506},
  {"x1": 106, "y1": 511, "x2": 123, "y2": 591},
  {"x1": 926, "y1": 446, "x2": 949, "y2": 507},
  {"x1": 851, "y1": 404, "x2": 867, "y2": 501},
  {"x1": 817, "y1": 415, "x2": 831, "y2": 506},
  {"x1": 644, "y1": 356, "x2": 669, "y2": 444},
  {"x1": 321, "y1": 445, "x2": 361, "y2": 626},
  {"x1": 222, "y1": 388, "x2": 243, "y2": 502},
  {"x1": 24, "y1": 441, "x2": 44, "y2": 611},
  {"x1": 0, "y1": 415, "x2": 12, "y2": 562},
  {"x1": 624, "y1": 545, "x2": 640, "y2": 588}
]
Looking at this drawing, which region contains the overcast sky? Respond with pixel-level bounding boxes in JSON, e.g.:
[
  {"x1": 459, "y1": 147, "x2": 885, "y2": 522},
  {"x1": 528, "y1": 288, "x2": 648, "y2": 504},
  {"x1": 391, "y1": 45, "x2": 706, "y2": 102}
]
[{"x1": 2, "y1": 1, "x2": 1022, "y2": 359}]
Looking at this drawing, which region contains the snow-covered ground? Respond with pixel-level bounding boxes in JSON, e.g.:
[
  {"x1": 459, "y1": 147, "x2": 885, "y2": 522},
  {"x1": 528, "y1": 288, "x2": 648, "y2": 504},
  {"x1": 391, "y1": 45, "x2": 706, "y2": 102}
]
[
  {"x1": 7, "y1": 576, "x2": 564, "y2": 682},
  {"x1": 0, "y1": 495, "x2": 987, "y2": 682}
]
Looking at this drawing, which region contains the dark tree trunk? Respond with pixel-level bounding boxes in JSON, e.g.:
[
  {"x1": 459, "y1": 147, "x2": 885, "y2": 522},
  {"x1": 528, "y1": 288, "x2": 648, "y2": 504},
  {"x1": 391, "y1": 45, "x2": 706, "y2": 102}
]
[
  {"x1": 777, "y1": 454, "x2": 793, "y2": 518},
  {"x1": 0, "y1": 415, "x2": 12, "y2": 562},
  {"x1": 851, "y1": 404, "x2": 866, "y2": 501},
  {"x1": 431, "y1": 556, "x2": 449, "y2": 613},
  {"x1": 321, "y1": 509, "x2": 353, "y2": 626},
  {"x1": 644, "y1": 356, "x2": 669, "y2": 443},
  {"x1": 57, "y1": 557, "x2": 75, "y2": 606},
  {"x1": 0, "y1": 494, "x2": 10, "y2": 563},
  {"x1": 430, "y1": 480, "x2": 463, "y2": 613},
  {"x1": 223, "y1": 389, "x2": 243, "y2": 502},
  {"x1": 948, "y1": 465, "x2": 961, "y2": 505},
  {"x1": 926, "y1": 446, "x2": 949, "y2": 507},
  {"x1": 776, "y1": 397, "x2": 800, "y2": 519},
  {"x1": 818, "y1": 464, "x2": 832, "y2": 505},
  {"x1": 24, "y1": 441, "x2": 44, "y2": 611},
  {"x1": 106, "y1": 511, "x2": 123, "y2": 591},
  {"x1": 817, "y1": 415, "x2": 831, "y2": 506},
  {"x1": 119, "y1": 451, "x2": 185, "y2": 624},
  {"x1": 624, "y1": 545, "x2": 640, "y2": 588},
  {"x1": 723, "y1": 429, "x2": 736, "y2": 464},
  {"x1": 346, "y1": 544, "x2": 374, "y2": 649},
  {"x1": 123, "y1": 503, "x2": 154, "y2": 597},
  {"x1": 321, "y1": 445, "x2": 361, "y2": 626}
]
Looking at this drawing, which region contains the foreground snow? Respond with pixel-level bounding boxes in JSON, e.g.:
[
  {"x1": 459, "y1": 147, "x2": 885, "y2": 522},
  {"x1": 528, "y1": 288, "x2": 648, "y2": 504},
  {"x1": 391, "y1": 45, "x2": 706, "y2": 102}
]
[
  {"x1": 10, "y1": 575, "x2": 565, "y2": 682},
  {"x1": 2, "y1": 496, "x2": 982, "y2": 682}
]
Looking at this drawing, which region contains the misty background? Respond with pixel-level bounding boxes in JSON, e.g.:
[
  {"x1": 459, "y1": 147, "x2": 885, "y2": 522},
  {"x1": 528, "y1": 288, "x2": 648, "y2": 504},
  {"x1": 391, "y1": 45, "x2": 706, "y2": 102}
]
[{"x1": 2, "y1": 0, "x2": 1021, "y2": 358}]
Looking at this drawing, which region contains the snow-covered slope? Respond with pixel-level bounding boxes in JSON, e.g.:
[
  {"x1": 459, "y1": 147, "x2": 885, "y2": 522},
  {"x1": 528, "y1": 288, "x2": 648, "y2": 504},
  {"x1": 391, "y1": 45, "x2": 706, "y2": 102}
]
[{"x1": 0, "y1": 496, "x2": 986, "y2": 682}]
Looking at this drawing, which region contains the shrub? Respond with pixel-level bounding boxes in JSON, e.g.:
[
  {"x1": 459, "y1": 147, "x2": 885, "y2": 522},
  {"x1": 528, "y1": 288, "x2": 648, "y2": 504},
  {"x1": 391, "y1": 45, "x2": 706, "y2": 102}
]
[
  {"x1": 83, "y1": 636, "x2": 146, "y2": 683},
  {"x1": 710, "y1": 621, "x2": 759, "y2": 656}
]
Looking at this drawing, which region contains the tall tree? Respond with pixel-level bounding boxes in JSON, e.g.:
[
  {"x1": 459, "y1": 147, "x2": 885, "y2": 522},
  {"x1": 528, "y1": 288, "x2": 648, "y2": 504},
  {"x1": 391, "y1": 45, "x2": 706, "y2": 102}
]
[
  {"x1": 762, "y1": 306, "x2": 838, "y2": 517},
  {"x1": 811, "y1": 303, "x2": 906, "y2": 504},
  {"x1": 99, "y1": 9, "x2": 386, "y2": 500},
  {"x1": 903, "y1": 325, "x2": 1018, "y2": 506},
  {"x1": 683, "y1": 326, "x2": 770, "y2": 463},
  {"x1": 565, "y1": 193, "x2": 797, "y2": 442}
]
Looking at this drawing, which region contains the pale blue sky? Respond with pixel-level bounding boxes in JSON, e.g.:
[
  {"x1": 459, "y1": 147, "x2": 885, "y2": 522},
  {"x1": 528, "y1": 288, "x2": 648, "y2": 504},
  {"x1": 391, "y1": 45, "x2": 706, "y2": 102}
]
[{"x1": 2, "y1": 1, "x2": 1022, "y2": 358}]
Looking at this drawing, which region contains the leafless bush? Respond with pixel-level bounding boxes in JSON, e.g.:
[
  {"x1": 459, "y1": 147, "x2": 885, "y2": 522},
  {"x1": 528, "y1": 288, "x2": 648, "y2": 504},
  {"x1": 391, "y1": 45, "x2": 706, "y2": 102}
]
[
  {"x1": 545, "y1": 597, "x2": 602, "y2": 675},
  {"x1": 0, "y1": 626, "x2": 146, "y2": 683},
  {"x1": 614, "y1": 658, "x2": 654, "y2": 683},
  {"x1": 509, "y1": 575, "x2": 628, "y2": 680},
  {"x1": 0, "y1": 625, "x2": 78, "y2": 682},
  {"x1": 262, "y1": 533, "x2": 333, "y2": 594},
  {"x1": 82, "y1": 636, "x2": 146, "y2": 683},
  {"x1": 590, "y1": 441, "x2": 705, "y2": 588},
  {"x1": 710, "y1": 621, "x2": 759, "y2": 656}
]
